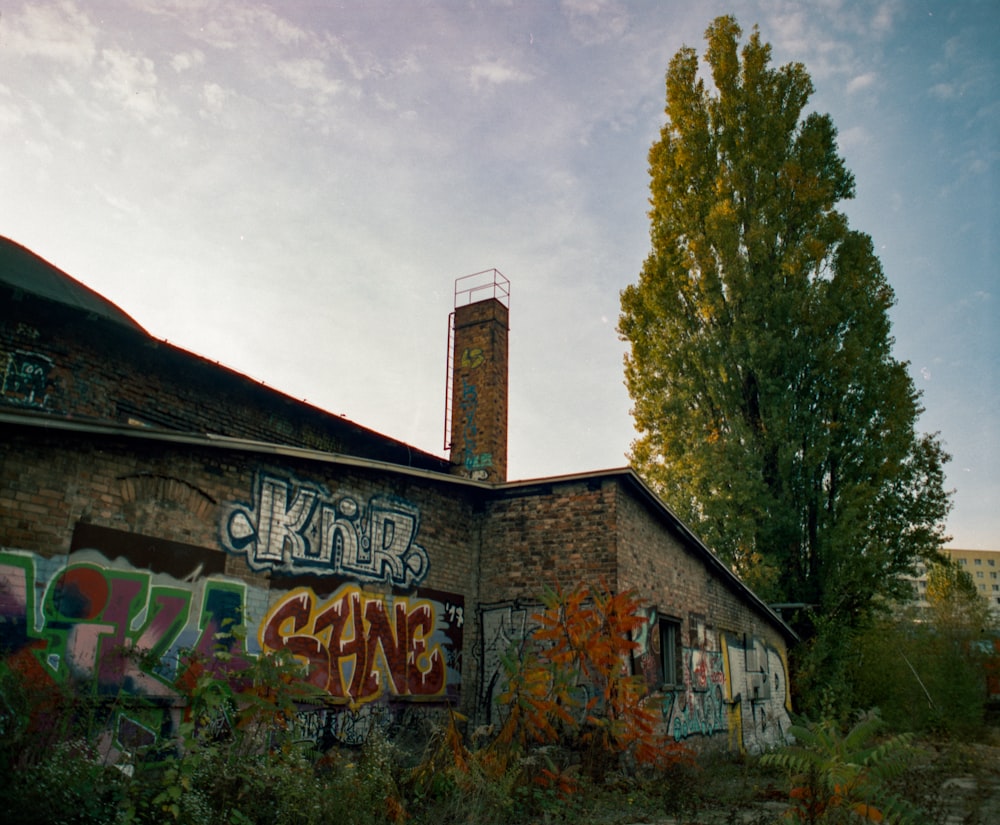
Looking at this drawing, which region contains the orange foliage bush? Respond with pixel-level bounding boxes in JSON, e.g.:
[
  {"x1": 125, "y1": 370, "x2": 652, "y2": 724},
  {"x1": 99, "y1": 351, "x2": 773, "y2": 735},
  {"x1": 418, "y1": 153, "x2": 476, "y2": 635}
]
[{"x1": 496, "y1": 579, "x2": 689, "y2": 781}]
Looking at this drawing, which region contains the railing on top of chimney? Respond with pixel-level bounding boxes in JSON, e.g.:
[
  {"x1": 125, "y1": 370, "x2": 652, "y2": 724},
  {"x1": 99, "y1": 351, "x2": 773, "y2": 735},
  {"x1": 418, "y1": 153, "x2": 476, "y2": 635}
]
[{"x1": 453, "y1": 269, "x2": 510, "y2": 309}]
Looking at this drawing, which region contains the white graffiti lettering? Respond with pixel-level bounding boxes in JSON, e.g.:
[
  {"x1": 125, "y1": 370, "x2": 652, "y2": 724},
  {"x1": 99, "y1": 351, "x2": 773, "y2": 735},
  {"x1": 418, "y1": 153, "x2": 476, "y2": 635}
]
[{"x1": 221, "y1": 474, "x2": 429, "y2": 587}]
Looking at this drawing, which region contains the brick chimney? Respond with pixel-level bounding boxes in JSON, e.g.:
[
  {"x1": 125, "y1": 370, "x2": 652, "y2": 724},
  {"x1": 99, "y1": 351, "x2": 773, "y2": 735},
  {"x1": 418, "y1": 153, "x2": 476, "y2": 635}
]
[{"x1": 446, "y1": 271, "x2": 509, "y2": 482}]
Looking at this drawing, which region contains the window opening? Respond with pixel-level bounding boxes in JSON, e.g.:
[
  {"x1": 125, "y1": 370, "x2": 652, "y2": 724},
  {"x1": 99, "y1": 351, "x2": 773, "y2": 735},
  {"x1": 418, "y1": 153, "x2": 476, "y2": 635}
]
[{"x1": 658, "y1": 617, "x2": 680, "y2": 688}]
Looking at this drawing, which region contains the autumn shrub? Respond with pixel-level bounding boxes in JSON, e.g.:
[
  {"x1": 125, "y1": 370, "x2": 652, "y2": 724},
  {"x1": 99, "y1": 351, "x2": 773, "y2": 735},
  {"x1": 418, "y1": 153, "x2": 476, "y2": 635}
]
[
  {"x1": 0, "y1": 650, "x2": 133, "y2": 824},
  {"x1": 0, "y1": 647, "x2": 114, "y2": 769},
  {"x1": 404, "y1": 581, "x2": 693, "y2": 822},
  {"x1": 407, "y1": 711, "x2": 527, "y2": 824},
  {"x1": 0, "y1": 582, "x2": 743, "y2": 824},
  {"x1": 492, "y1": 580, "x2": 690, "y2": 782}
]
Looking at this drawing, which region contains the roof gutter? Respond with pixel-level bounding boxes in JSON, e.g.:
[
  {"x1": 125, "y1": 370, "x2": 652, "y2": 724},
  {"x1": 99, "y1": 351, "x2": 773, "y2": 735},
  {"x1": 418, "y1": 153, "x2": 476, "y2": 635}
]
[{"x1": 0, "y1": 409, "x2": 490, "y2": 490}]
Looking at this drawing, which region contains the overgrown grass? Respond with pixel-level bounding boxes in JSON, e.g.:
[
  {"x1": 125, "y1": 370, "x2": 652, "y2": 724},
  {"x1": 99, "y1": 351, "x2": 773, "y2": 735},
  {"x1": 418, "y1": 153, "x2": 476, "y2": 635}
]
[{"x1": 2, "y1": 687, "x2": 998, "y2": 824}]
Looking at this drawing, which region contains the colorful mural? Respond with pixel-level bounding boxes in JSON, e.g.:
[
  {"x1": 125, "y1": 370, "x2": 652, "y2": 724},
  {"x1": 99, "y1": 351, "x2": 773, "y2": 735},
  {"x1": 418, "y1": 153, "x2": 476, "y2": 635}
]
[
  {"x1": 260, "y1": 584, "x2": 449, "y2": 703},
  {"x1": 0, "y1": 524, "x2": 463, "y2": 758}
]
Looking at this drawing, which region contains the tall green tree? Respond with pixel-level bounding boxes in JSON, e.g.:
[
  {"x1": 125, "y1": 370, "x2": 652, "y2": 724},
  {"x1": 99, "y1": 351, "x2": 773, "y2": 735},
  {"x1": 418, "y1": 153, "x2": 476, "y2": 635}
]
[{"x1": 619, "y1": 17, "x2": 951, "y2": 637}]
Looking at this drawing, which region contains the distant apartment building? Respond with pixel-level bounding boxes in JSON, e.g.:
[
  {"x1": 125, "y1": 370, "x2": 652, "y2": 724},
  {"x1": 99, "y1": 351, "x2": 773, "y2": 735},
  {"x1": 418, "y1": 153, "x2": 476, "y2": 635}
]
[{"x1": 907, "y1": 548, "x2": 1000, "y2": 617}]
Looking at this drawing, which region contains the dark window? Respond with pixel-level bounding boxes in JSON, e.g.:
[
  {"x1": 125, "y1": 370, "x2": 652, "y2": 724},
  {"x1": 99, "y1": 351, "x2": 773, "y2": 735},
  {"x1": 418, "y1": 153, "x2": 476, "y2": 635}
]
[{"x1": 659, "y1": 617, "x2": 680, "y2": 687}]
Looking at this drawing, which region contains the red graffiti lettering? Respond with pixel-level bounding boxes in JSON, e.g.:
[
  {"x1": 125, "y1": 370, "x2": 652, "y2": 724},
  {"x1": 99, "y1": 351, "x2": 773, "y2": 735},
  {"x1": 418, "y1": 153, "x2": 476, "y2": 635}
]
[{"x1": 260, "y1": 585, "x2": 446, "y2": 705}]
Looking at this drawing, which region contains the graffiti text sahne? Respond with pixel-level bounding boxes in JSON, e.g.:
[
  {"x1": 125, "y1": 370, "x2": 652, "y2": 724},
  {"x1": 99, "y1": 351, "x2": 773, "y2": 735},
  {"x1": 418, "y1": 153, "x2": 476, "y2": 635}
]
[{"x1": 261, "y1": 585, "x2": 446, "y2": 705}]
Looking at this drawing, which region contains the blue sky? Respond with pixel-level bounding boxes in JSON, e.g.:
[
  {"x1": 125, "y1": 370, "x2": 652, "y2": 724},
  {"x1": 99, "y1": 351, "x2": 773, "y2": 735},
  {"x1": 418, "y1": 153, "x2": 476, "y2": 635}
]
[{"x1": 0, "y1": 0, "x2": 996, "y2": 549}]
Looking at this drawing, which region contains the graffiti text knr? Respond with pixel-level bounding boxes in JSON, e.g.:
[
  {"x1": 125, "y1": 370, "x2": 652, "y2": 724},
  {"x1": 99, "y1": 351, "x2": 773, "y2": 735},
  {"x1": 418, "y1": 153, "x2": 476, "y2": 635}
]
[{"x1": 222, "y1": 475, "x2": 430, "y2": 587}]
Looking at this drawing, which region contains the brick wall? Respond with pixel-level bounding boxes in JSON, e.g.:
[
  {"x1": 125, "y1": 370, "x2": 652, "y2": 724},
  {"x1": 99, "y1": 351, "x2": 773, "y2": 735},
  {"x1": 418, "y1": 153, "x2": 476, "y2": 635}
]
[
  {"x1": 474, "y1": 475, "x2": 794, "y2": 753},
  {"x1": 478, "y1": 478, "x2": 619, "y2": 602},
  {"x1": 614, "y1": 486, "x2": 793, "y2": 753},
  {"x1": 615, "y1": 485, "x2": 786, "y2": 649},
  {"x1": 477, "y1": 474, "x2": 786, "y2": 645},
  {"x1": 0, "y1": 426, "x2": 476, "y2": 594},
  {"x1": 1, "y1": 267, "x2": 794, "y2": 754}
]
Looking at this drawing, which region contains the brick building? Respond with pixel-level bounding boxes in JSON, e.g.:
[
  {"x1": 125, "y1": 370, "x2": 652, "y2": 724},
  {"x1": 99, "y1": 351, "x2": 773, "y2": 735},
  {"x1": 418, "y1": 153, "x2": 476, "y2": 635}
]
[{"x1": 1, "y1": 236, "x2": 794, "y2": 756}]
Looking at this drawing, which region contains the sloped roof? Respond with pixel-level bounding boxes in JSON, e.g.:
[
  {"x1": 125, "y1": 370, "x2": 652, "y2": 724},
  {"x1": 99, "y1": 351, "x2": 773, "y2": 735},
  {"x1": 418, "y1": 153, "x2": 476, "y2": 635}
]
[
  {"x1": 0, "y1": 236, "x2": 449, "y2": 470},
  {"x1": 0, "y1": 236, "x2": 146, "y2": 333}
]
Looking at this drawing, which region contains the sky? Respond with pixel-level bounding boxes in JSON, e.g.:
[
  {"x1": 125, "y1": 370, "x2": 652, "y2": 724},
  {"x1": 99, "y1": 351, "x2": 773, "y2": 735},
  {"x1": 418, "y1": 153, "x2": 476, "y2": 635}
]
[{"x1": 0, "y1": 0, "x2": 996, "y2": 550}]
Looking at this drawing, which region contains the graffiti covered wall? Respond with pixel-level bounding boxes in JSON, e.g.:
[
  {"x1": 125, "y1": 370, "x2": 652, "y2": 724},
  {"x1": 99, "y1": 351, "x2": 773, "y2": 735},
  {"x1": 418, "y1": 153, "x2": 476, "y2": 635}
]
[
  {"x1": 447, "y1": 294, "x2": 508, "y2": 481},
  {"x1": 2, "y1": 348, "x2": 53, "y2": 408},
  {"x1": 457, "y1": 354, "x2": 493, "y2": 477},
  {"x1": 634, "y1": 608, "x2": 792, "y2": 754},
  {"x1": 0, "y1": 518, "x2": 463, "y2": 759},
  {"x1": 477, "y1": 600, "x2": 536, "y2": 726},
  {"x1": 478, "y1": 602, "x2": 791, "y2": 754}
]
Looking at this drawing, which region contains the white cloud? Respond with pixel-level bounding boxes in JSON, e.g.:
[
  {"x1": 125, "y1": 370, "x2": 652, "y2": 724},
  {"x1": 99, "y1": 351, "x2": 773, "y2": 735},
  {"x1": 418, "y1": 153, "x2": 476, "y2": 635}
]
[
  {"x1": 2, "y1": 0, "x2": 98, "y2": 67},
  {"x1": 22, "y1": 137, "x2": 55, "y2": 162},
  {"x1": 836, "y1": 124, "x2": 870, "y2": 152},
  {"x1": 943, "y1": 34, "x2": 963, "y2": 63},
  {"x1": 846, "y1": 72, "x2": 876, "y2": 95},
  {"x1": 559, "y1": 0, "x2": 629, "y2": 46},
  {"x1": 0, "y1": 103, "x2": 20, "y2": 129},
  {"x1": 94, "y1": 184, "x2": 141, "y2": 218},
  {"x1": 332, "y1": 38, "x2": 384, "y2": 83},
  {"x1": 469, "y1": 59, "x2": 532, "y2": 90},
  {"x1": 188, "y1": 4, "x2": 308, "y2": 51},
  {"x1": 929, "y1": 82, "x2": 956, "y2": 101},
  {"x1": 276, "y1": 58, "x2": 342, "y2": 97},
  {"x1": 241, "y1": 6, "x2": 308, "y2": 47},
  {"x1": 171, "y1": 49, "x2": 205, "y2": 73},
  {"x1": 757, "y1": 4, "x2": 854, "y2": 84},
  {"x1": 870, "y1": 0, "x2": 900, "y2": 36},
  {"x1": 93, "y1": 48, "x2": 166, "y2": 123},
  {"x1": 762, "y1": 5, "x2": 812, "y2": 55},
  {"x1": 0, "y1": 84, "x2": 22, "y2": 129},
  {"x1": 201, "y1": 82, "x2": 227, "y2": 108},
  {"x1": 198, "y1": 81, "x2": 232, "y2": 120}
]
